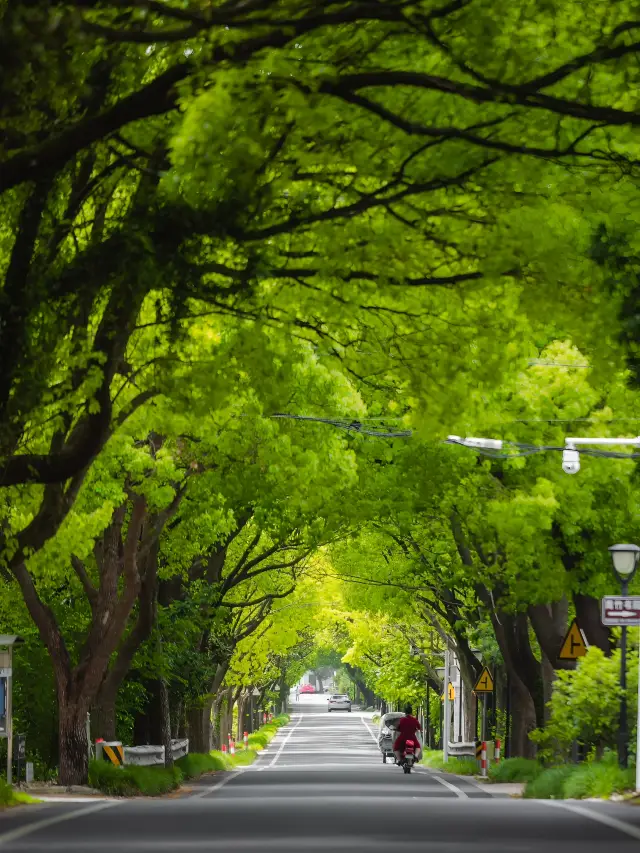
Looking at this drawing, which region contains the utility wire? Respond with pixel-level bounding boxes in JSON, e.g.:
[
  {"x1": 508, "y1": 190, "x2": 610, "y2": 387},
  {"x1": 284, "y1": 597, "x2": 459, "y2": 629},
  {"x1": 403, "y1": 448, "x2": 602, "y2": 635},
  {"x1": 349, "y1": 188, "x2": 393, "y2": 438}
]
[
  {"x1": 270, "y1": 413, "x2": 412, "y2": 438},
  {"x1": 445, "y1": 437, "x2": 640, "y2": 460}
]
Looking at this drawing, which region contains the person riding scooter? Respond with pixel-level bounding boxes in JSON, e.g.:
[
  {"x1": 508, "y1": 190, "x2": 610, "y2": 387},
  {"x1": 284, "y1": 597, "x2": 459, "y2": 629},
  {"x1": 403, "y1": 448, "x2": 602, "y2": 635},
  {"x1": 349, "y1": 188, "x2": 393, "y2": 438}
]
[{"x1": 392, "y1": 704, "x2": 422, "y2": 764}]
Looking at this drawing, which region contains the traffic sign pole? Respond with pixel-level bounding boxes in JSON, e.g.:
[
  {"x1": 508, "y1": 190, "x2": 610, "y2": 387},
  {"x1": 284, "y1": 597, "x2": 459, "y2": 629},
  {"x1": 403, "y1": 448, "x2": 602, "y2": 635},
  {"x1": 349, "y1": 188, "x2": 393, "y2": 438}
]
[
  {"x1": 443, "y1": 648, "x2": 451, "y2": 763},
  {"x1": 636, "y1": 626, "x2": 640, "y2": 792}
]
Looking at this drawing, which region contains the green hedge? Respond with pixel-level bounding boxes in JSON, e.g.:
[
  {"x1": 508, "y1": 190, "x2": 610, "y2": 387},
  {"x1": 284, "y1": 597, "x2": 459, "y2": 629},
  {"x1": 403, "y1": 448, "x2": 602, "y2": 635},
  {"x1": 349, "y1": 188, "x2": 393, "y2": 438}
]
[
  {"x1": 524, "y1": 761, "x2": 636, "y2": 800},
  {"x1": 421, "y1": 750, "x2": 477, "y2": 776},
  {"x1": 489, "y1": 758, "x2": 543, "y2": 783},
  {"x1": 89, "y1": 713, "x2": 291, "y2": 796},
  {"x1": 176, "y1": 752, "x2": 228, "y2": 779},
  {"x1": 0, "y1": 779, "x2": 38, "y2": 807},
  {"x1": 88, "y1": 760, "x2": 183, "y2": 796}
]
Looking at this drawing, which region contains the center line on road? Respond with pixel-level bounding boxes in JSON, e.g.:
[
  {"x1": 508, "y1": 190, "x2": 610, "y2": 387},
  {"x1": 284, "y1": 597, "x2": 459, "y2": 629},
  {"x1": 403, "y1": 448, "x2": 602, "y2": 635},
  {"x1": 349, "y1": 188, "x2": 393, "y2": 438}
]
[
  {"x1": 267, "y1": 714, "x2": 304, "y2": 769},
  {"x1": 0, "y1": 800, "x2": 118, "y2": 848}
]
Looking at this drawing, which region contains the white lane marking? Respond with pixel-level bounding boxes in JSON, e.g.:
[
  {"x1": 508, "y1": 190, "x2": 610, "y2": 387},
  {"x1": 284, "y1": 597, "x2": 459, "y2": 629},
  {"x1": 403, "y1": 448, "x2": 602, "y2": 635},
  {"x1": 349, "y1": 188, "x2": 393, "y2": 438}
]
[
  {"x1": 267, "y1": 714, "x2": 304, "y2": 769},
  {"x1": 543, "y1": 800, "x2": 640, "y2": 841},
  {"x1": 430, "y1": 772, "x2": 468, "y2": 798},
  {"x1": 361, "y1": 717, "x2": 379, "y2": 745},
  {"x1": 193, "y1": 769, "x2": 243, "y2": 799},
  {"x1": 0, "y1": 800, "x2": 118, "y2": 848}
]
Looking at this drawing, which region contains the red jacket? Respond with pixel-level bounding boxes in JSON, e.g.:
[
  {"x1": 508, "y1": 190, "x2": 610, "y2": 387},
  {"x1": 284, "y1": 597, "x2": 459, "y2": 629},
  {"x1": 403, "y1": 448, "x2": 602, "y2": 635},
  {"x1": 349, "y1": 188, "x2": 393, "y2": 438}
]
[{"x1": 394, "y1": 715, "x2": 421, "y2": 749}]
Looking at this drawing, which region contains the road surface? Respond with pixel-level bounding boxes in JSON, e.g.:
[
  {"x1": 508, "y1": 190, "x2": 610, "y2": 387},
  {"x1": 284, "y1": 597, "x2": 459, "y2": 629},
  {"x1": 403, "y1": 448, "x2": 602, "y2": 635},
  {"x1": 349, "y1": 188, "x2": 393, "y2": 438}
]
[{"x1": 1, "y1": 697, "x2": 639, "y2": 852}]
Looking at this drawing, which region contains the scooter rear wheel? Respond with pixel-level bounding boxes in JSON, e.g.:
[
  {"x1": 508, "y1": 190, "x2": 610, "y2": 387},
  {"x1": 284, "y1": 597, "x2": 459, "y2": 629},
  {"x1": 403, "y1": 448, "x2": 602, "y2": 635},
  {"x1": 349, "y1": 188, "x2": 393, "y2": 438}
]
[{"x1": 403, "y1": 764, "x2": 411, "y2": 774}]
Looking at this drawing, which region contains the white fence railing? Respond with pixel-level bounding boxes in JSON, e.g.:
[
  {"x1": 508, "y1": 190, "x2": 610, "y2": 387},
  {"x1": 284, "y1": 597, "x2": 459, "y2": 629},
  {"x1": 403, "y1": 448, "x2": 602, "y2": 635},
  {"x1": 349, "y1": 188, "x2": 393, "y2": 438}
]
[
  {"x1": 447, "y1": 741, "x2": 477, "y2": 760},
  {"x1": 119, "y1": 739, "x2": 189, "y2": 767}
]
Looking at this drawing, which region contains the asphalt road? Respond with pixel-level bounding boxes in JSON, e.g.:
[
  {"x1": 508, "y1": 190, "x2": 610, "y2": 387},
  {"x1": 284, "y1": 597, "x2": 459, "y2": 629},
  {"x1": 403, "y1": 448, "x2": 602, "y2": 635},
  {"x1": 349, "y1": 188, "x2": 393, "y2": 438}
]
[{"x1": 1, "y1": 697, "x2": 640, "y2": 852}]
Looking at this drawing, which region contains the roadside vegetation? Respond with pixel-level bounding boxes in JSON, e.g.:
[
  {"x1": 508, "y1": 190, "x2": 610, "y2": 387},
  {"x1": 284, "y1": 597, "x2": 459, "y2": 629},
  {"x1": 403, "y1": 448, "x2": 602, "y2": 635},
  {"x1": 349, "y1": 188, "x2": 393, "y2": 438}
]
[
  {"x1": 1, "y1": 1, "x2": 640, "y2": 791},
  {"x1": 421, "y1": 751, "x2": 477, "y2": 777},
  {"x1": 0, "y1": 779, "x2": 39, "y2": 808},
  {"x1": 89, "y1": 716, "x2": 290, "y2": 796}
]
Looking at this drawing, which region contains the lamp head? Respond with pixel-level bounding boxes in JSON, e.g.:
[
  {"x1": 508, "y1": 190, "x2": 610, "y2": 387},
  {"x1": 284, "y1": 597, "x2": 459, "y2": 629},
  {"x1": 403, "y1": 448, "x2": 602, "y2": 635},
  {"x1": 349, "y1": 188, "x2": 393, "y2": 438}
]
[{"x1": 608, "y1": 543, "x2": 640, "y2": 580}]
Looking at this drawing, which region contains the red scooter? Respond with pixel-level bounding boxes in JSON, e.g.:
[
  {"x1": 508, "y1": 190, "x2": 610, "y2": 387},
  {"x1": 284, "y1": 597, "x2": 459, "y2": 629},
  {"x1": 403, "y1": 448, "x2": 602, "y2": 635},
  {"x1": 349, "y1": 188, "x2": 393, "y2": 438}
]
[{"x1": 398, "y1": 738, "x2": 416, "y2": 774}]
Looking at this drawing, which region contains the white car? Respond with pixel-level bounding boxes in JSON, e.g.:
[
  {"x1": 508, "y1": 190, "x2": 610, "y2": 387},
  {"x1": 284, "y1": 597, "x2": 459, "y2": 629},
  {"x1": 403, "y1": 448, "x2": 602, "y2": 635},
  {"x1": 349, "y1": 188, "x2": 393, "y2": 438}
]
[{"x1": 327, "y1": 693, "x2": 352, "y2": 712}]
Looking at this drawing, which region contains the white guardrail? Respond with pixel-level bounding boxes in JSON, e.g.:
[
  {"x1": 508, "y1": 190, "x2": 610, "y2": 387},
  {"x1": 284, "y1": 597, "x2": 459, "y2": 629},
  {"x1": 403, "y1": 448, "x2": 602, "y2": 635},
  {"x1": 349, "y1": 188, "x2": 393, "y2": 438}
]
[
  {"x1": 447, "y1": 741, "x2": 477, "y2": 760},
  {"x1": 123, "y1": 739, "x2": 189, "y2": 766}
]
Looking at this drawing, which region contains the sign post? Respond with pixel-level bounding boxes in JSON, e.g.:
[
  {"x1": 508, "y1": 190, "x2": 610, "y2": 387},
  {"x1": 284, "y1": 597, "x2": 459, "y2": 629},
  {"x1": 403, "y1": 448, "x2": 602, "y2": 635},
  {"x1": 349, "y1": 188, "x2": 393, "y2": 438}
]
[
  {"x1": 0, "y1": 637, "x2": 23, "y2": 786},
  {"x1": 473, "y1": 667, "x2": 494, "y2": 778},
  {"x1": 601, "y1": 596, "x2": 640, "y2": 779},
  {"x1": 442, "y1": 648, "x2": 451, "y2": 763},
  {"x1": 13, "y1": 735, "x2": 25, "y2": 784}
]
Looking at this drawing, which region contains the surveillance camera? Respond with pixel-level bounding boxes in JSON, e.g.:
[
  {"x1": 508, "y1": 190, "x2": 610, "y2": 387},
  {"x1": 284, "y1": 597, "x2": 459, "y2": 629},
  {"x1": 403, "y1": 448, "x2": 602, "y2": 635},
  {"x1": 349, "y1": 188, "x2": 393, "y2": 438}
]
[{"x1": 562, "y1": 447, "x2": 580, "y2": 475}]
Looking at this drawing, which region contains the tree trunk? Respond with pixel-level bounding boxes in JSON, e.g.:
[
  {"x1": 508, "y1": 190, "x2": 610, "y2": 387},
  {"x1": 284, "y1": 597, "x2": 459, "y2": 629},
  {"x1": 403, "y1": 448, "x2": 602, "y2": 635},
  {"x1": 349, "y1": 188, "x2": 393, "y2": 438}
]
[
  {"x1": 160, "y1": 678, "x2": 173, "y2": 769},
  {"x1": 91, "y1": 691, "x2": 117, "y2": 742},
  {"x1": 59, "y1": 701, "x2": 89, "y2": 786},
  {"x1": 236, "y1": 693, "x2": 247, "y2": 742},
  {"x1": 529, "y1": 599, "x2": 573, "y2": 671},
  {"x1": 509, "y1": 677, "x2": 537, "y2": 759},
  {"x1": 187, "y1": 700, "x2": 213, "y2": 753},
  {"x1": 573, "y1": 593, "x2": 614, "y2": 655},
  {"x1": 464, "y1": 680, "x2": 476, "y2": 742},
  {"x1": 211, "y1": 694, "x2": 225, "y2": 750}
]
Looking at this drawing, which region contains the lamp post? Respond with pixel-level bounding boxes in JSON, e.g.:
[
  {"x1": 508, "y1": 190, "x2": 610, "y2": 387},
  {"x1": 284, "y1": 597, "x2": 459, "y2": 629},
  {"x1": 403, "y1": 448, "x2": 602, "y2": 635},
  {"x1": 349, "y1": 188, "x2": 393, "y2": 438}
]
[{"x1": 608, "y1": 544, "x2": 640, "y2": 769}]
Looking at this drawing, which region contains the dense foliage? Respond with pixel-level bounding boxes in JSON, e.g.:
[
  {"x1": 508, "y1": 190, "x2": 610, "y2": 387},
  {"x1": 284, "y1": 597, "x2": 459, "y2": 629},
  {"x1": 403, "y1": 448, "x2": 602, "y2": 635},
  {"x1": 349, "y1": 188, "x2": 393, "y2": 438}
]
[{"x1": 1, "y1": 0, "x2": 640, "y2": 786}]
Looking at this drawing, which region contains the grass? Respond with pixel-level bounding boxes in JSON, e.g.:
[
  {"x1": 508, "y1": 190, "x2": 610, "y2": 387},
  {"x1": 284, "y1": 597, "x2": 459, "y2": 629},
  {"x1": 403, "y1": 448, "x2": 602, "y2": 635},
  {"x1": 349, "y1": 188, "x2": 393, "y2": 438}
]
[
  {"x1": 0, "y1": 779, "x2": 39, "y2": 808},
  {"x1": 175, "y1": 752, "x2": 228, "y2": 778},
  {"x1": 488, "y1": 758, "x2": 543, "y2": 783},
  {"x1": 88, "y1": 760, "x2": 184, "y2": 796},
  {"x1": 524, "y1": 759, "x2": 637, "y2": 800},
  {"x1": 421, "y1": 749, "x2": 478, "y2": 776},
  {"x1": 90, "y1": 713, "x2": 291, "y2": 796}
]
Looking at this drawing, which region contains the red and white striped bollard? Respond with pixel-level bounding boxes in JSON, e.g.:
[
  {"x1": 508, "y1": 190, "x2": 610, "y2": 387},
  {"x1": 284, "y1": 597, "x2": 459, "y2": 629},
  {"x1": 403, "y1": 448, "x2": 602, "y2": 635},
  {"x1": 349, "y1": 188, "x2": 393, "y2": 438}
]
[
  {"x1": 244, "y1": 731, "x2": 249, "y2": 750},
  {"x1": 494, "y1": 738, "x2": 501, "y2": 764},
  {"x1": 230, "y1": 738, "x2": 236, "y2": 756},
  {"x1": 481, "y1": 741, "x2": 487, "y2": 777}
]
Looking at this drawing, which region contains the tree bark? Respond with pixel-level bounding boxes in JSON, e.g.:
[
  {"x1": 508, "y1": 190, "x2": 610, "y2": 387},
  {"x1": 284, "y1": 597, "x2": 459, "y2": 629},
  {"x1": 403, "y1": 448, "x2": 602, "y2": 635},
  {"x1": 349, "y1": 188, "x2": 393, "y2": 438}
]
[
  {"x1": 59, "y1": 700, "x2": 89, "y2": 786},
  {"x1": 160, "y1": 678, "x2": 173, "y2": 769},
  {"x1": 528, "y1": 599, "x2": 573, "y2": 671},
  {"x1": 187, "y1": 701, "x2": 213, "y2": 753},
  {"x1": 573, "y1": 593, "x2": 614, "y2": 655}
]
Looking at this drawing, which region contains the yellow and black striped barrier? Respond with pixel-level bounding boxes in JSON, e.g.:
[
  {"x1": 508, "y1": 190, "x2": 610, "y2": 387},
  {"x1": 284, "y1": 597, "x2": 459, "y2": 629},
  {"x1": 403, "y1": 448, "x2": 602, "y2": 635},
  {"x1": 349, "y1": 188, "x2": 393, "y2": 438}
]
[
  {"x1": 475, "y1": 740, "x2": 482, "y2": 761},
  {"x1": 96, "y1": 740, "x2": 124, "y2": 766}
]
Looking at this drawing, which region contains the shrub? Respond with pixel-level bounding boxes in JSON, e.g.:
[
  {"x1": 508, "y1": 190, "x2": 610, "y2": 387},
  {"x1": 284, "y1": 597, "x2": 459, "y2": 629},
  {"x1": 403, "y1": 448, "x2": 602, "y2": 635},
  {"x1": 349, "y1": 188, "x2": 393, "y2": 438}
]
[
  {"x1": 562, "y1": 762, "x2": 636, "y2": 799},
  {"x1": 247, "y1": 733, "x2": 269, "y2": 749},
  {"x1": 420, "y1": 750, "x2": 477, "y2": 776},
  {"x1": 0, "y1": 779, "x2": 38, "y2": 808},
  {"x1": 88, "y1": 760, "x2": 183, "y2": 796},
  {"x1": 524, "y1": 767, "x2": 574, "y2": 799},
  {"x1": 523, "y1": 760, "x2": 636, "y2": 800},
  {"x1": 489, "y1": 758, "x2": 542, "y2": 783},
  {"x1": 530, "y1": 648, "x2": 638, "y2": 763},
  {"x1": 229, "y1": 749, "x2": 258, "y2": 767},
  {"x1": 176, "y1": 753, "x2": 227, "y2": 779}
]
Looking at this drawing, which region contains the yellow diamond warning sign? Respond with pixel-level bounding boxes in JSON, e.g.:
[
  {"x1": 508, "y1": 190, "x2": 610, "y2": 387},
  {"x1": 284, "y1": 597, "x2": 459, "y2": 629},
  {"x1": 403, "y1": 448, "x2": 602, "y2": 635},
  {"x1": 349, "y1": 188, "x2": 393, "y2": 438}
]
[
  {"x1": 448, "y1": 682, "x2": 455, "y2": 701},
  {"x1": 474, "y1": 667, "x2": 494, "y2": 693},
  {"x1": 558, "y1": 619, "x2": 588, "y2": 661}
]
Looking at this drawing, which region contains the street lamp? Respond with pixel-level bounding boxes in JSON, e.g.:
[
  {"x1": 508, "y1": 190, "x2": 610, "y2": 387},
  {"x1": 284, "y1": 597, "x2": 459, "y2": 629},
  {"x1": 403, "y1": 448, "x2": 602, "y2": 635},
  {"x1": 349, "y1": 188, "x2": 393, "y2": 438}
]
[{"x1": 608, "y1": 544, "x2": 640, "y2": 769}]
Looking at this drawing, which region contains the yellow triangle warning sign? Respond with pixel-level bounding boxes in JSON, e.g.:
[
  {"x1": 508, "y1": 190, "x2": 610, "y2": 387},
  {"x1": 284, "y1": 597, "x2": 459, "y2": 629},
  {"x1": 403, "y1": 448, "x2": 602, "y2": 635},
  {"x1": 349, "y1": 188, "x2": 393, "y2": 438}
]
[
  {"x1": 558, "y1": 619, "x2": 588, "y2": 661},
  {"x1": 474, "y1": 666, "x2": 494, "y2": 693}
]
